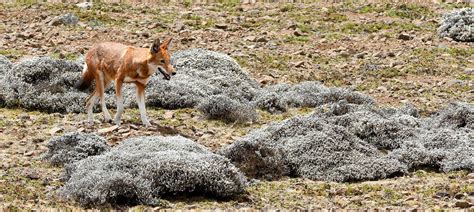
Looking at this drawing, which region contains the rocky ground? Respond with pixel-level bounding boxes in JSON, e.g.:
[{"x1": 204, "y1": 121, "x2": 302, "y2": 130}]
[{"x1": 0, "y1": 1, "x2": 473, "y2": 210}]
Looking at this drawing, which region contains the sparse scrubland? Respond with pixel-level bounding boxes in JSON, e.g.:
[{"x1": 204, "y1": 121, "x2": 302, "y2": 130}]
[{"x1": 0, "y1": 1, "x2": 473, "y2": 210}]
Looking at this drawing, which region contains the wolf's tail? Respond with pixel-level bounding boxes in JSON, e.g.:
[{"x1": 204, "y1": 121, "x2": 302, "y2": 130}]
[{"x1": 74, "y1": 64, "x2": 94, "y2": 91}]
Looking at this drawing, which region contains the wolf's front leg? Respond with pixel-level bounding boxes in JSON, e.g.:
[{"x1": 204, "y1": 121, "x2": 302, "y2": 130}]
[
  {"x1": 114, "y1": 79, "x2": 124, "y2": 126},
  {"x1": 135, "y1": 83, "x2": 151, "y2": 127}
]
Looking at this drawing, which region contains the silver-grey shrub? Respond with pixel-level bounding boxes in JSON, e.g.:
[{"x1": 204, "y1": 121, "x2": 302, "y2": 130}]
[
  {"x1": 438, "y1": 8, "x2": 473, "y2": 42},
  {"x1": 42, "y1": 132, "x2": 109, "y2": 166},
  {"x1": 61, "y1": 136, "x2": 247, "y2": 207},
  {"x1": 3, "y1": 57, "x2": 86, "y2": 112},
  {"x1": 145, "y1": 48, "x2": 261, "y2": 109},
  {"x1": 389, "y1": 129, "x2": 473, "y2": 172},
  {"x1": 0, "y1": 55, "x2": 12, "y2": 106},
  {"x1": 254, "y1": 81, "x2": 375, "y2": 113},
  {"x1": 221, "y1": 101, "x2": 473, "y2": 182},
  {"x1": 1, "y1": 50, "x2": 376, "y2": 124},
  {"x1": 220, "y1": 103, "x2": 407, "y2": 182},
  {"x1": 197, "y1": 95, "x2": 258, "y2": 123}
]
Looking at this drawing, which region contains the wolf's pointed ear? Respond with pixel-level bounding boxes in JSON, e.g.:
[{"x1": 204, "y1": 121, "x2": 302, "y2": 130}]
[
  {"x1": 160, "y1": 37, "x2": 172, "y2": 50},
  {"x1": 150, "y1": 38, "x2": 161, "y2": 54}
]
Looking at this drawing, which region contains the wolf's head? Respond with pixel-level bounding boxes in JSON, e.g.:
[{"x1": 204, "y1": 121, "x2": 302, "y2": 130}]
[{"x1": 148, "y1": 37, "x2": 175, "y2": 80}]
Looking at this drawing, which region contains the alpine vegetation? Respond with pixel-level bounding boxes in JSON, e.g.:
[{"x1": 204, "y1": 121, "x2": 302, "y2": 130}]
[
  {"x1": 255, "y1": 81, "x2": 375, "y2": 113},
  {"x1": 221, "y1": 101, "x2": 473, "y2": 182},
  {"x1": 198, "y1": 95, "x2": 258, "y2": 123},
  {"x1": 42, "y1": 132, "x2": 110, "y2": 166},
  {"x1": 60, "y1": 136, "x2": 247, "y2": 207},
  {"x1": 145, "y1": 48, "x2": 261, "y2": 109},
  {"x1": 0, "y1": 55, "x2": 12, "y2": 106},
  {"x1": 0, "y1": 49, "x2": 375, "y2": 123},
  {"x1": 2, "y1": 57, "x2": 135, "y2": 113},
  {"x1": 3, "y1": 57, "x2": 85, "y2": 112},
  {"x1": 438, "y1": 8, "x2": 474, "y2": 42}
]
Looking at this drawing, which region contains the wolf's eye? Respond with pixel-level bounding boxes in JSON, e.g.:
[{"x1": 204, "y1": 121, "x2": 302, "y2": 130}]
[{"x1": 160, "y1": 59, "x2": 165, "y2": 64}]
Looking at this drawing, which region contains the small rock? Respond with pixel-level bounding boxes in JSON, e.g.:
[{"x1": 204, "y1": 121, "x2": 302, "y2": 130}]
[
  {"x1": 373, "y1": 52, "x2": 384, "y2": 58},
  {"x1": 465, "y1": 173, "x2": 474, "y2": 179},
  {"x1": 292, "y1": 61, "x2": 305, "y2": 68},
  {"x1": 25, "y1": 171, "x2": 40, "y2": 180},
  {"x1": 148, "y1": 22, "x2": 163, "y2": 29},
  {"x1": 24, "y1": 151, "x2": 35, "y2": 157},
  {"x1": 141, "y1": 32, "x2": 150, "y2": 38},
  {"x1": 174, "y1": 23, "x2": 186, "y2": 32},
  {"x1": 287, "y1": 22, "x2": 297, "y2": 30},
  {"x1": 49, "y1": 127, "x2": 63, "y2": 135},
  {"x1": 398, "y1": 33, "x2": 413, "y2": 40},
  {"x1": 42, "y1": 178, "x2": 50, "y2": 186},
  {"x1": 256, "y1": 36, "x2": 268, "y2": 42},
  {"x1": 117, "y1": 128, "x2": 129, "y2": 134},
  {"x1": 48, "y1": 17, "x2": 62, "y2": 26},
  {"x1": 293, "y1": 29, "x2": 304, "y2": 36},
  {"x1": 129, "y1": 124, "x2": 139, "y2": 130},
  {"x1": 454, "y1": 193, "x2": 465, "y2": 199},
  {"x1": 355, "y1": 52, "x2": 367, "y2": 59},
  {"x1": 163, "y1": 111, "x2": 174, "y2": 119},
  {"x1": 215, "y1": 23, "x2": 228, "y2": 30},
  {"x1": 463, "y1": 68, "x2": 474, "y2": 75},
  {"x1": 97, "y1": 125, "x2": 119, "y2": 134},
  {"x1": 377, "y1": 86, "x2": 388, "y2": 92},
  {"x1": 259, "y1": 75, "x2": 274, "y2": 85},
  {"x1": 339, "y1": 51, "x2": 350, "y2": 58},
  {"x1": 434, "y1": 191, "x2": 450, "y2": 198},
  {"x1": 455, "y1": 200, "x2": 472, "y2": 208},
  {"x1": 244, "y1": 36, "x2": 257, "y2": 42},
  {"x1": 76, "y1": 2, "x2": 93, "y2": 9},
  {"x1": 49, "y1": 13, "x2": 79, "y2": 26}
]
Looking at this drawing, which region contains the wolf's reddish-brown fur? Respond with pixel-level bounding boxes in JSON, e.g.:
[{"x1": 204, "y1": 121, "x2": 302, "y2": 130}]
[{"x1": 75, "y1": 38, "x2": 175, "y2": 126}]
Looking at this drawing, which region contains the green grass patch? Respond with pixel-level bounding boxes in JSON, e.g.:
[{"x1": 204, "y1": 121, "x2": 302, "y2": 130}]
[
  {"x1": 386, "y1": 4, "x2": 432, "y2": 19},
  {"x1": 341, "y1": 22, "x2": 391, "y2": 34},
  {"x1": 0, "y1": 49, "x2": 25, "y2": 58},
  {"x1": 357, "y1": 4, "x2": 386, "y2": 14},
  {"x1": 280, "y1": 4, "x2": 296, "y2": 12},
  {"x1": 356, "y1": 81, "x2": 380, "y2": 92},
  {"x1": 320, "y1": 7, "x2": 348, "y2": 23},
  {"x1": 285, "y1": 36, "x2": 310, "y2": 43}
]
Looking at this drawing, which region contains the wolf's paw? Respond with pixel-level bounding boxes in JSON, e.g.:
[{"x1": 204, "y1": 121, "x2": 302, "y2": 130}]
[
  {"x1": 143, "y1": 120, "x2": 152, "y2": 127},
  {"x1": 114, "y1": 118, "x2": 121, "y2": 126},
  {"x1": 104, "y1": 113, "x2": 112, "y2": 123}
]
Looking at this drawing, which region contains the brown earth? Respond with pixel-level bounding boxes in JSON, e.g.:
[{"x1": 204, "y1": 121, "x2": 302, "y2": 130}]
[{"x1": 0, "y1": 1, "x2": 473, "y2": 210}]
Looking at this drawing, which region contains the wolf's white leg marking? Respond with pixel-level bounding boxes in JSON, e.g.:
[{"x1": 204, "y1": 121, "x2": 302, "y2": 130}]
[
  {"x1": 82, "y1": 63, "x2": 88, "y2": 73},
  {"x1": 136, "y1": 85, "x2": 150, "y2": 127},
  {"x1": 87, "y1": 95, "x2": 98, "y2": 125},
  {"x1": 98, "y1": 72, "x2": 112, "y2": 122},
  {"x1": 114, "y1": 94, "x2": 124, "y2": 126}
]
